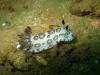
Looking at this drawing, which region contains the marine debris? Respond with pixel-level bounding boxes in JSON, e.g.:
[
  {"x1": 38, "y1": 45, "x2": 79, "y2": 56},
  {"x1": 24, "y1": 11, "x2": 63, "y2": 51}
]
[{"x1": 16, "y1": 20, "x2": 75, "y2": 53}]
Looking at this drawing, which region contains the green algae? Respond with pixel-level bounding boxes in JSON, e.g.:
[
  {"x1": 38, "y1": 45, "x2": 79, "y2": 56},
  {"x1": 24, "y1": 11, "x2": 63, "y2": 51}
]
[{"x1": 35, "y1": 56, "x2": 47, "y2": 66}]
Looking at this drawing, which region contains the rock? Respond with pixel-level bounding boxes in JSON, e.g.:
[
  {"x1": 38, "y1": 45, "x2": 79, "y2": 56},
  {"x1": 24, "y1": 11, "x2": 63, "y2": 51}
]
[{"x1": 69, "y1": 0, "x2": 100, "y2": 17}]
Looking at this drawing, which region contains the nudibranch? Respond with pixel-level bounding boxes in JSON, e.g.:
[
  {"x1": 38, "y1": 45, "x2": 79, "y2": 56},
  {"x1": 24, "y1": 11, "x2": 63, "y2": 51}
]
[{"x1": 16, "y1": 20, "x2": 75, "y2": 53}]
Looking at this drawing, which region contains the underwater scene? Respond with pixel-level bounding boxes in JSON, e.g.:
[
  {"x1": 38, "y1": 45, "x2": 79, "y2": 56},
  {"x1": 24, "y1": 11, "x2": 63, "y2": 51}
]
[{"x1": 0, "y1": 0, "x2": 100, "y2": 75}]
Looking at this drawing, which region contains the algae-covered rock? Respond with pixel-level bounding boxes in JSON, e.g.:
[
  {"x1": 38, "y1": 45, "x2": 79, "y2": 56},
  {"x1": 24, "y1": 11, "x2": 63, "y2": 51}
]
[
  {"x1": 0, "y1": 0, "x2": 15, "y2": 12},
  {"x1": 70, "y1": 0, "x2": 100, "y2": 17},
  {"x1": 8, "y1": 51, "x2": 29, "y2": 70}
]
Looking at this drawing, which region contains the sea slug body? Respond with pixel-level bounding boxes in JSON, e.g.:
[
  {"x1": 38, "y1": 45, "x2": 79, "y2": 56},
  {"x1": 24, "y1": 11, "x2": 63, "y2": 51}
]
[{"x1": 16, "y1": 20, "x2": 75, "y2": 53}]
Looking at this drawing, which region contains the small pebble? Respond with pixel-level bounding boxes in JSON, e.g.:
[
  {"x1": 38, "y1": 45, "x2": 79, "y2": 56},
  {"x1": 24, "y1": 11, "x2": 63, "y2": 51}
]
[
  {"x1": 1, "y1": 21, "x2": 11, "y2": 27},
  {"x1": 2, "y1": 23, "x2": 6, "y2": 26}
]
